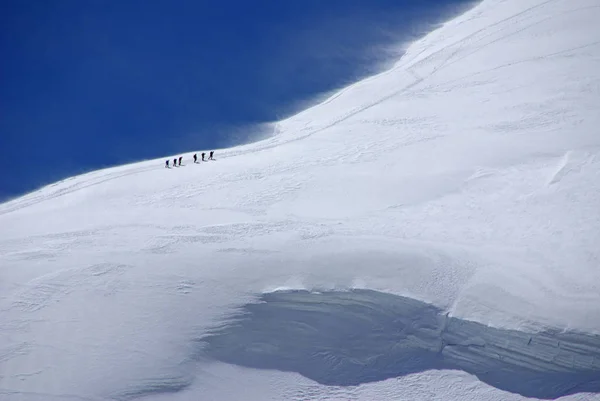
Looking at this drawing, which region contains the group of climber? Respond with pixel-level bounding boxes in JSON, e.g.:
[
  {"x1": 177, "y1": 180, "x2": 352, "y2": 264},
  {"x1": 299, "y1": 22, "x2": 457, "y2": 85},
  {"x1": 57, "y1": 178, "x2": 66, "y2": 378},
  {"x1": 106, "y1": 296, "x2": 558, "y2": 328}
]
[{"x1": 166, "y1": 151, "x2": 214, "y2": 168}]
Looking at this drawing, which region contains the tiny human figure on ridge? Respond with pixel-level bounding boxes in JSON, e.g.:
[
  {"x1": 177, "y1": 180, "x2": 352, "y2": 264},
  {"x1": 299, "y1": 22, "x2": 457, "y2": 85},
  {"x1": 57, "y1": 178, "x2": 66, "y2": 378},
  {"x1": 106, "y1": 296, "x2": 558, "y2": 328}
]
[{"x1": 166, "y1": 153, "x2": 217, "y2": 167}]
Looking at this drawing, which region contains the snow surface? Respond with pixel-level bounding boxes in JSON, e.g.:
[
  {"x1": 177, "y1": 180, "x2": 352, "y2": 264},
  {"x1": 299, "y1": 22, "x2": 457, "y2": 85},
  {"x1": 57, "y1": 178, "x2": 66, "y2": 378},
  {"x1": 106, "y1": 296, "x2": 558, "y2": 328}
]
[{"x1": 1, "y1": 0, "x2": 600, "y2": 400}]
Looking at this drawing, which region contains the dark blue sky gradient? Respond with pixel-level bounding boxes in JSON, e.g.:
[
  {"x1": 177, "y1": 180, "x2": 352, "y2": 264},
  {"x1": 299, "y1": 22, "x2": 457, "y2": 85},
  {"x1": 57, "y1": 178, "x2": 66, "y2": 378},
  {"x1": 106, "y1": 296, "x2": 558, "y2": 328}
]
[{"x1": 1, "y1": 0, "x2": 474, "y2": 200}]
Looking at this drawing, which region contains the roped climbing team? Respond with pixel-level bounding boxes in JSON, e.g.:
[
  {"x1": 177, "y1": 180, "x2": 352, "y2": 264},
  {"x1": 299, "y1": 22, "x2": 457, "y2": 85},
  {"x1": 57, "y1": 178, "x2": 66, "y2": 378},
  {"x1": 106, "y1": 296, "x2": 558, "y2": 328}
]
[{"x1": 166, "y1": 150, "x2": 214, "y2": 168}]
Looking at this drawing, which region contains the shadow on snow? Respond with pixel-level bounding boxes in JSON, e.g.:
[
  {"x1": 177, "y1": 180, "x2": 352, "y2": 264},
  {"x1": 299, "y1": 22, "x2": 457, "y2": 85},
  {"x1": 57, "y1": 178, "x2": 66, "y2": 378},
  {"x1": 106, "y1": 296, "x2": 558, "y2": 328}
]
[{"x1": 200, "y1": 289, "x2": 600, "y2": 399}]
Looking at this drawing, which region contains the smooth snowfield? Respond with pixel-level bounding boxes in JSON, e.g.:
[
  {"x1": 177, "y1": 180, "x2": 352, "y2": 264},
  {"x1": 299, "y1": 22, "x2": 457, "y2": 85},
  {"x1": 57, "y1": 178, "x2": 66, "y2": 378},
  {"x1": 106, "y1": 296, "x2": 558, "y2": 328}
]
[{"x1": 1, "y1": 0, "x2": 600, "y2": 400}]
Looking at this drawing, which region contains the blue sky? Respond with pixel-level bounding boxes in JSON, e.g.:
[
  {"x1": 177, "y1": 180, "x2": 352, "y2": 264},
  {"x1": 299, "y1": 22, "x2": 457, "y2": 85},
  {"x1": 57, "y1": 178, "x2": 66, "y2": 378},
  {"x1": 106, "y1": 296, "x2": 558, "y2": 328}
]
[{"x1": 0, "y1": 0, "x2": 473, "y2": 201}]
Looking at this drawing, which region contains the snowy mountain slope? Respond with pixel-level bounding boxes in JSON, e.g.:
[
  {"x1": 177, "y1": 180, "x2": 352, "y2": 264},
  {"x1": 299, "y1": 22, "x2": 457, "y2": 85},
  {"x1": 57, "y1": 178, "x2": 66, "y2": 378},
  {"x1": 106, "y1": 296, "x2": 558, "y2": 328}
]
[{"x1": 1, "y1": 0, "x2": 600, "y2": 400}]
